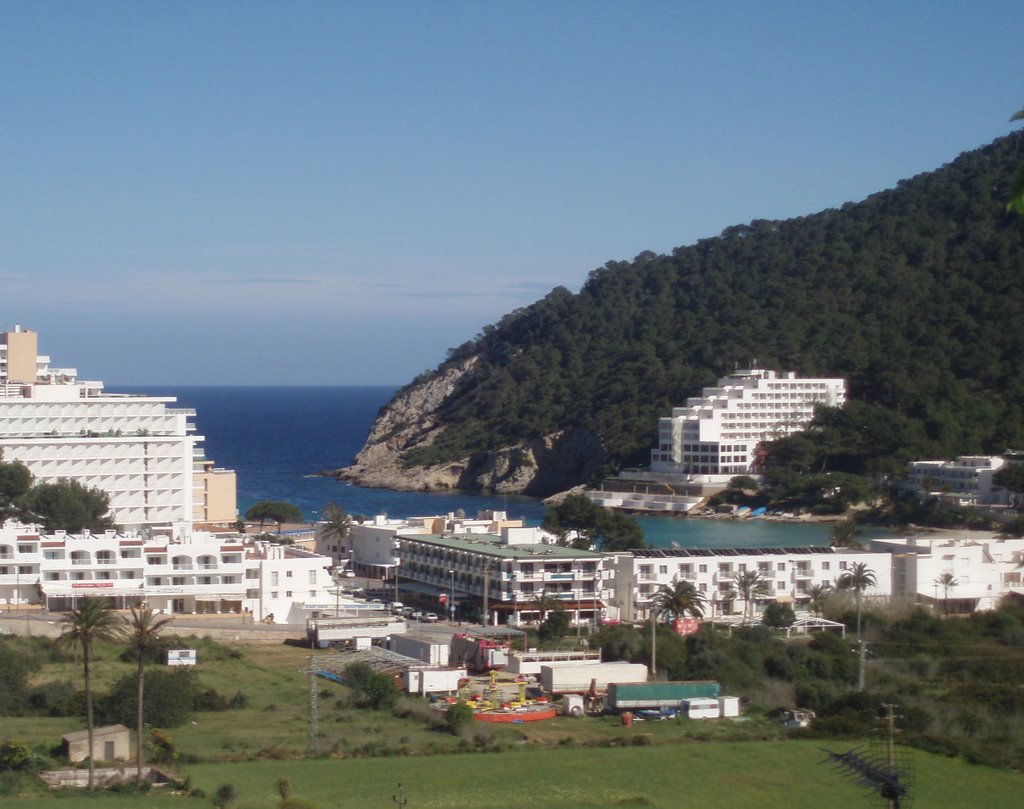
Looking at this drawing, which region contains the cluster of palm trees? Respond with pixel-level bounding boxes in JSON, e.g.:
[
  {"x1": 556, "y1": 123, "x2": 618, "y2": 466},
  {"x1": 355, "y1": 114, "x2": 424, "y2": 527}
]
[{"x1": 57, "y1": 598, "x2": 171, "y2": 789}]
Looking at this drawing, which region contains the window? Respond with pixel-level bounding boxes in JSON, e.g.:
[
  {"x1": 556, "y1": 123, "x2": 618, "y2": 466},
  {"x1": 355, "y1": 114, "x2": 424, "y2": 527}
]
[
  {"x1": 308, "y1": 570, "x2": 316, "y2": 584},
  {"x1": 777, "y1": 563, "x2": 786, "y2": 571},
  {"x1": 172, "y1": 577, "x2": 185, "y2": 585},
  {"x1": 822, "y1": 561, "x2": 830, "y2": 571},
  {"x1": 271, "y1": 591, "x2": 278, "y2": 598},
  {"x1": 271, "y1": 572, "x2": 279, "y2": 586},
  {"x1": 839, "y1": 561, "x2": 848, "y2": 570},
  {"x1": 286, "y1": 590, "x2": 292, "y2": 597},
  {"x1": 286, "y1": 570, "x2": 293, "y2": 578},
  {"x1": 699, "y1": 583, "x2": 707, "y2": 592},
  {"x1": 659, "y1": 565, "x2": 668, "y2": 575},
  {"x1": 17, "y1": 544, "x2": 33, "y2": 554},
  {"x1": 309, "y1": 590, "x2": 317, "y2": 597},
  {"x1": 776, "y1": 581, "x2": 786, "y2": 590},
  {"x1": 699, "y1": 564, "x2": 707, "y2": 573}
]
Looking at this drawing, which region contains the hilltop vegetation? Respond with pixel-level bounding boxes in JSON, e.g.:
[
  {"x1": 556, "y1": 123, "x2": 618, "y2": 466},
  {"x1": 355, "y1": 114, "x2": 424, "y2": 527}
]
[{"x1": 396, "y1": 135, "x2": 1024, "y2": 485}]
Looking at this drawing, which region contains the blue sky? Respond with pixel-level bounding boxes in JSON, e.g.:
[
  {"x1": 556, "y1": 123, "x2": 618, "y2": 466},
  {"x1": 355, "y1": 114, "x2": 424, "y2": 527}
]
[{"x1": 2, "y1": 2, "x2": 1022, "y2": 385}]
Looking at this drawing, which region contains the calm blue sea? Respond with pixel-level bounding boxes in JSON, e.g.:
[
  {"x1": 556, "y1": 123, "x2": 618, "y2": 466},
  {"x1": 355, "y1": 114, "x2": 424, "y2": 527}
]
[{"x1": 119, "y1": 386, "x2": 831, "y2": 550}]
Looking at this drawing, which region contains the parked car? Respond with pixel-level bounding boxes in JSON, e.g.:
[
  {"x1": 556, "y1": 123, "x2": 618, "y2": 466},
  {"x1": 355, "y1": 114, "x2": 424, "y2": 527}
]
[{"x1": 422, "y1": 612, "x2": 439, "y2": 623}]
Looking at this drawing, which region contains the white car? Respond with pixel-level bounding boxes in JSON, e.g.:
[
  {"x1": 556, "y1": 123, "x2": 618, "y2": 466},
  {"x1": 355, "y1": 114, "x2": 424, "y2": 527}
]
[{"x1": 422, "y1": 612, "x2": 439, "y2": 622}]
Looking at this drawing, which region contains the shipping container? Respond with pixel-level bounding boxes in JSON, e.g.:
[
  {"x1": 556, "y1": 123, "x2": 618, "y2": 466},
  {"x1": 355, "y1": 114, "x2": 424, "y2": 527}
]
[
  {"x1": 389, "y1": 635, "x2": 450, "y2": 666},
  {"x1": 606, "y1": 680, "x2": 720, "y2": 710},
  {"x1": 540, "y1": 662, "x2": 648, "y2": 694}
]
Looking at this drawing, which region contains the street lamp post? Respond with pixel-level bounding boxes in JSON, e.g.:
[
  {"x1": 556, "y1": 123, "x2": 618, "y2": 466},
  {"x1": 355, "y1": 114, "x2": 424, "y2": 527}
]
[
  {"x1": 448, "y1": 569, "x2": 455, "y2": 623},
  {"x1": 510, "y1": 571, "x2": 518, "y2": 627}
]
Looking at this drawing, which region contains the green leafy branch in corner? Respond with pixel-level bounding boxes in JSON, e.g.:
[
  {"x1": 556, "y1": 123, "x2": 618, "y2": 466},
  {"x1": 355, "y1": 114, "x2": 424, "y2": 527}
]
[{"x1": 1008, "y1": 107, "x2": 1024, "y2": 214}]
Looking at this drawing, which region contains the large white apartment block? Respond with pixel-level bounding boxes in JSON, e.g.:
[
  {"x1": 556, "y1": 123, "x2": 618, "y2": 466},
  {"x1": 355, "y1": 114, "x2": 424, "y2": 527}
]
[
  {"x1": 905, "y1": 456, "x2": 1009, "y2": 508},
  {"x1": 0, "y1": 326, "x2": 236, "y2": 528},
  {"x1": 0, "y1": 520, "x2": 336, "y2": 623},
  {"x1": 871, "y1": 533, "x2": 1024, "y2": 613},
  {"x1": 315, "y1": 511, "x2": 528, "y2": 578},
  {"x1": 608, "y1": 546, "x2": 890, "y2": 622},
  {"x1": 650, "y1": 369, "x2": 846, "y2": 477},
  {"x1": 397, "y1": 527, "x2": 607, "y2": 627}
]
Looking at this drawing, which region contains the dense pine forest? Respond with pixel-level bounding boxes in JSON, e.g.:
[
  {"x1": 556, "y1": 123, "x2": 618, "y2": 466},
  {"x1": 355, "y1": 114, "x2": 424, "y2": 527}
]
[{"x1": 402, "y1": 135, "x2": 1024, "y2": 476}]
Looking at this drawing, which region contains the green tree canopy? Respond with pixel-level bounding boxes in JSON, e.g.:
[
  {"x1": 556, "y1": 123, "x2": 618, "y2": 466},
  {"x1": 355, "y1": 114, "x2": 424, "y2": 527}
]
[
  {"x1": 245, "y1": 500, "x2": 304, "y2": 533},
  {"x1": 993, "y1": 463, "x2": 1024, "y2": 493},
  {"x1": 0, "y1": 450, "x2": 33, "y2": 522},
  {"x1": 376, "y1": 134, "x2": 1024, "y2": 494},
  {"x1": 20, "y1": 479, "x2": 114, "y2": 533},
  {"x1": 542, "y1": 494, "x2": 644, "y2": 551}
]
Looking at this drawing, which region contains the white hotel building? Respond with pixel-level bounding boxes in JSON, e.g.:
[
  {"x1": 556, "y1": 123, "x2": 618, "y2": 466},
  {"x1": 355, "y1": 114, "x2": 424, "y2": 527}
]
[
  {"x1": 0, "y1": 520, "x2": 337, "y2": 622},
  {"x1": 0, "y1": 326, "x2": 235, "y2": 528},
  {"x1": 650, "y1": 369, "x2": 846, "y2": 478},
  {"x1": 607, "y1": 546, "x2": 891, "y2": 622}
]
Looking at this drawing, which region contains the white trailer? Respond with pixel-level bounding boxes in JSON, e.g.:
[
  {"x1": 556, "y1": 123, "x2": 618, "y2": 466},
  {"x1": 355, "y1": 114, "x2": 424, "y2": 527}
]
[
  {"x1": 389, "y1": 635, "x2": 450, "y2": 666},
  {"x1": 682, "y1": 698, "x2": 720, "y2": 719},
  {"x1": 540, "y1": 662, "x2": 648, "y2": 694},
  {"x1": 404, "y1": 668, "x2": 467, "y2": 695}
]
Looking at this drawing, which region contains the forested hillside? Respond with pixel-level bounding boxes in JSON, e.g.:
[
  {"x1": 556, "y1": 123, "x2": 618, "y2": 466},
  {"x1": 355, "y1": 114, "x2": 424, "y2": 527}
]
[{"x1": 368, "y1": 135, "x2": 1024, "y2": 488}]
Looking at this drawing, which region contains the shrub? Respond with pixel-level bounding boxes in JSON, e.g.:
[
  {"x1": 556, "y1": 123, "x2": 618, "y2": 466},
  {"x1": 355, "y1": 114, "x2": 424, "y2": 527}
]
[
  {"x1": 445, "y1": 701, "x2": 475, "y2": 735},
  {"x1": 213, "y1": 783, "x2": 238, "y2": 808}
]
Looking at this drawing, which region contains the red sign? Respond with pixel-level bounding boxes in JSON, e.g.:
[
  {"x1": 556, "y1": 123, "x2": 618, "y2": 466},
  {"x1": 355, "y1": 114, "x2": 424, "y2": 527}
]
[
  {"x1": 71, "y1": 582, "x2": 115, "y2": 589},
  {"x1": 438, "y1": 594, "x2": 447, "y2": 604},
  {"x1": 673, "y1": 618, "x2": 700, "y2": 636}
]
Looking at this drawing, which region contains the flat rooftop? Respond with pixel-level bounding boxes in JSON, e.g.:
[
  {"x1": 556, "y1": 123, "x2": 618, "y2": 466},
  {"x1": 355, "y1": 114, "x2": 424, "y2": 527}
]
[{"x1": 398, "y1": 533, "x2": 600, "y2": 559}]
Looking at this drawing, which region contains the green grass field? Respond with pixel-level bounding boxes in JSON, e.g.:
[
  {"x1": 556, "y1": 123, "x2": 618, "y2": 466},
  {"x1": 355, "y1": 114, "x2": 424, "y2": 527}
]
[
  {"x1": 3, "y1": 742, "x2": 1021, "y2": 808},
  {"x1": 5, "y1": 637, "x2": 1023, "y2": 807}
]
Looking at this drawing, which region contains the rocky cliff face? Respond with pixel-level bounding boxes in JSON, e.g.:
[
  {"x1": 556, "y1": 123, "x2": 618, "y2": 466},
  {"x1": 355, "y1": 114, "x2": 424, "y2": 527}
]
[{"x1": 333, "y1": 358, "x2": 607, "y2": 496}]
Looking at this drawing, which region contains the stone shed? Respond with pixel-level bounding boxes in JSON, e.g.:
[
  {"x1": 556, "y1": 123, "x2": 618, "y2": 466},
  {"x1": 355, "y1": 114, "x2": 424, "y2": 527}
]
[{"x1": 61, "y1": 724, "x2": 130, "y2": 763}]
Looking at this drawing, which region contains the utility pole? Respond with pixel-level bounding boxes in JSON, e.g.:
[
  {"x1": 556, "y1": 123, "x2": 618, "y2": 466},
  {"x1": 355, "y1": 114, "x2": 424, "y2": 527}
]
[
  {"x1": 882, "y1": 703, "x2": 897, "y2": 768},
  {"x1": 482, "y1": 558, "x2": 491, "y2": 627},
  {"x1": 858, "y1": 640, "x2": 868, "y2": 692},
  {"x1": 306, "y1": 657, "x2": 319, "y2": 754}
]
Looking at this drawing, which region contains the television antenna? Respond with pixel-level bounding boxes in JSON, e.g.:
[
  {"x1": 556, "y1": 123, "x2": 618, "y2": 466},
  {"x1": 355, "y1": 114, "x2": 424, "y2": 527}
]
[{"x1": 822, "y1": 704, "x2": 913, "y2": 808}]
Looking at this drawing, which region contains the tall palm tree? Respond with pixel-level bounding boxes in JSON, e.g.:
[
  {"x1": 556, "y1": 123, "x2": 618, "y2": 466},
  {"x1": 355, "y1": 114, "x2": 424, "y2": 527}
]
[
  {"x1": 649, "y1": 580, "x2": 707, "y2": 676},
  {"x1": 727, "y1": 571, "x2": 773, "y2": 620},
  {"x1": 934, "y1": 572, "x2": 959, "y2": 617},
  {"x1": 320, "y1": 502, "x2": 352, "y2": 551},
  {"x1": 651, "y1": 580, "x2": 707, "y2": 622},
  {"x1": 837, "y1": 562, "x2": 876, "y2": 639},
  {"x1": 806, "y1": 582, "x2": 832, "y2": 617},
  {"x1": 57, "y1": 597, "x2": 124, "y2": 789},
  {"x1": 124, "y1": 606, "x2": 172, "y2": 784}
]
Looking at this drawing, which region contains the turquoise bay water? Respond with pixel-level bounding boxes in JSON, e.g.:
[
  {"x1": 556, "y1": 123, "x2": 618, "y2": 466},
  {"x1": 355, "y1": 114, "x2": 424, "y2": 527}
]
[{"x1": 119, "y1": 386, "x2": 831, "y2": 549}]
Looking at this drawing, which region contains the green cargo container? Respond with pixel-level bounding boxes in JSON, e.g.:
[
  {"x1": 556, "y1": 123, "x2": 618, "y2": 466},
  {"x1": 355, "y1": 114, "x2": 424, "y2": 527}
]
[{"x1": 607, "y1": 681, "x2": 720, "y2": 710}]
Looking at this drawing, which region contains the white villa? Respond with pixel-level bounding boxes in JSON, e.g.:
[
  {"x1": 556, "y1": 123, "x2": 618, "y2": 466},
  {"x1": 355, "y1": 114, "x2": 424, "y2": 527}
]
[
  {"x1": 871, "y1": 533, "x2": 1024, "y2": 613},
  {"x1": 905, "y1": 455, "x2": 1011, "y2": 508},
  {"x1": 0, "y1": 325, "x2": 236, "y2": 528}
]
